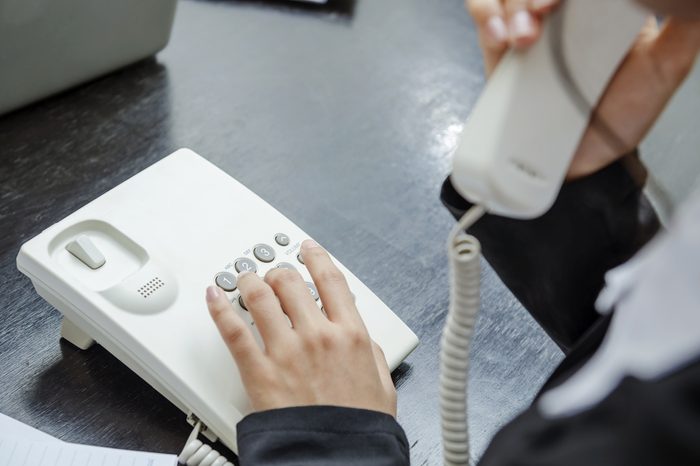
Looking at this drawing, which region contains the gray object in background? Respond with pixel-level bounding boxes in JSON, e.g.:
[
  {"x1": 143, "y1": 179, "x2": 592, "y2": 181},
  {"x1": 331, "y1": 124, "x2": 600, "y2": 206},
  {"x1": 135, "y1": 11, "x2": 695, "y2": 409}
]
[
  {"x1": 642, "y1": 60, "x2": 700, "y2": 222},
  {"x1": 0, "y1": 0, "x2": 177, "y2": 116}
]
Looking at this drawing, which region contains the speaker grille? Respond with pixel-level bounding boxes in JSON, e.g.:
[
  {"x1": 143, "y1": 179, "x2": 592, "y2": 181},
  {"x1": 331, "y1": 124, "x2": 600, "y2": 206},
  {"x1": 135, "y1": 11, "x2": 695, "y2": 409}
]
[{"x1": 138, "y1": 277, "x2": 165, "y2": 298}]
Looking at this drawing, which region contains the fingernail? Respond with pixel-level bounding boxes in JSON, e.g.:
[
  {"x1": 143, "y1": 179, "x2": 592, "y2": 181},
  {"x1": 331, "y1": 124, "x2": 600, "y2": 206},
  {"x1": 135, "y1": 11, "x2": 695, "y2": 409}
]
[
  {"x1": 530, "y1": 0, "x2": 555, "y2": 10},
  {"x1": 486, "y1": 16, "x2": 508, "y2": 45},
  {"x1": 301, "y1": 239, "x2": 320, "y2": 249},
  {"x1": 206, "y1": 285, "x2": 220, "y2": 302},
  {"x1": 510, "y1": 11, "x2": 535, "y2": 40}
]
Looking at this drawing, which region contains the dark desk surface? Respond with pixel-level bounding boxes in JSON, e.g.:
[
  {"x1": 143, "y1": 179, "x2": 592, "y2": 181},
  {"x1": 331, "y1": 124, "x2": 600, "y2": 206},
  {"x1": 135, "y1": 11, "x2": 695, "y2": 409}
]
[{"x1": 0, "y1": 0, "x2": 562, "y2": 463}]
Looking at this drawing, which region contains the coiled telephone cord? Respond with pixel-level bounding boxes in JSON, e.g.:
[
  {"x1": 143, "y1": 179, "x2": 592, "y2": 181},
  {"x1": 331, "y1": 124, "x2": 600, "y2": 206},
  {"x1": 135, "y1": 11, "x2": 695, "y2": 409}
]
[{"x1": 441, "y1": 205, "x2": 486, "y2": 466}]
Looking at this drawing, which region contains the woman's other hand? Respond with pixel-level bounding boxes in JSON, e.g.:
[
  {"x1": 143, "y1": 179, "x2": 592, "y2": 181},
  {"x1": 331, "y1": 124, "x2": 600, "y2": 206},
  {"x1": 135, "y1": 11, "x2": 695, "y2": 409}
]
[
  {"x1": 466, "y1": 0, "x2": 560, "y2": 76},
  {"x1": 206, "y1": 240, "x2": 397, "y2": 416},
  {"x1": 465, "y1": 0, "x2": 700, "y2": 179}
]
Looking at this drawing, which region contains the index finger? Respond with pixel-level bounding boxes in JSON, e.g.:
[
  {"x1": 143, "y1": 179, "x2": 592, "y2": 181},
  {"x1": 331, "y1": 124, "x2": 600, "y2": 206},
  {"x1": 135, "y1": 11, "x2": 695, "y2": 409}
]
[{"x1": 206, "y1": 285, "x2": 264, "y2": 373}]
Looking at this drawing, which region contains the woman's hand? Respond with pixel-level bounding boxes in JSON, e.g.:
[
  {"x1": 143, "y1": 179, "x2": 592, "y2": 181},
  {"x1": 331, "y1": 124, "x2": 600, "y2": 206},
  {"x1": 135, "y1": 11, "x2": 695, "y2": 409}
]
[
  {"x1": 206, "y1": 240, "x2": 397, "y2": 416},
  {"x1": 466, "y1": 0, "x2": 700, "y2": 179}
]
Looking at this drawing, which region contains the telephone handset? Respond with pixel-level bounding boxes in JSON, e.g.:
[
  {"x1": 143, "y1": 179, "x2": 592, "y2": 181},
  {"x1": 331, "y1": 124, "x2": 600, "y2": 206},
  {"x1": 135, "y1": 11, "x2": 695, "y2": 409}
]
[
  {"x1": 16, "y1": 149, "x2": 419, "y2": 459},
  {"x1": 444, "y1": 1, "x2": 647, "y2": 464},
  {"x1": 451, "y1": 0, "x2": 647, "y2": 219}
]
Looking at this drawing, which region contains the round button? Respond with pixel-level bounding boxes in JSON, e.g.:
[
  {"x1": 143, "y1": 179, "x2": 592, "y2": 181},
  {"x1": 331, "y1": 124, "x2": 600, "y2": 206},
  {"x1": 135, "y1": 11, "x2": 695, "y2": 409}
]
[
  {"x1": 276, "y1": 262, "x2": 296, "y2": 270},
  {"x1": 215, "y1": 272, "x2": 237, "y2": 292},
  {"x1": 297, "y1": 253, "x2": 305, "y2": 265},
  {"x1": 305, "y1": 282, "x2": 319, "y2": 301},
  {"x1": 238, "y1": 295, "x2": 248, "y2": 311},
  {"x1": 235, "y1": 257, "x2": 257, "y2": 273},
  {"x1": 274, "y1": 233, "x2": 290, "y2": 246},
  {"x1": 253, "y1": 244, "x2": 276, "y2": 263}
]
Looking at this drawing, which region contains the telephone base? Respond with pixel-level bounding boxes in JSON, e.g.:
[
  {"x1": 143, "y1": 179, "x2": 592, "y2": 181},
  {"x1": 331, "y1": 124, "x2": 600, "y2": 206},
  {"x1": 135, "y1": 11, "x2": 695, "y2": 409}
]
[
  {"x1": 17, "y1": 148, "x2": 419, "y2": 454},
  {"x1": 60, "y1": 317, "x2": 95, "y2": 350}
]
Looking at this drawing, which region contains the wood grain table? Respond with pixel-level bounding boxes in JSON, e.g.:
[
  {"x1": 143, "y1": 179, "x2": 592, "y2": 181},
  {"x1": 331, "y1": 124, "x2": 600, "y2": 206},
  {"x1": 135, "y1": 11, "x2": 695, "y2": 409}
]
[{"x1": 0, "y1": 1, "x2": 562, "y2": 463}]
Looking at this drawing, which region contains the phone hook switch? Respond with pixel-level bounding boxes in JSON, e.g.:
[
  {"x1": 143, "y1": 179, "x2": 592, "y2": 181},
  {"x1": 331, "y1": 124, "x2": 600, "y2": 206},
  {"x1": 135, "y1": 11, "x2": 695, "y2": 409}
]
[{"x1": 65, "y1": 234, "x2": 106, "y2": 269}]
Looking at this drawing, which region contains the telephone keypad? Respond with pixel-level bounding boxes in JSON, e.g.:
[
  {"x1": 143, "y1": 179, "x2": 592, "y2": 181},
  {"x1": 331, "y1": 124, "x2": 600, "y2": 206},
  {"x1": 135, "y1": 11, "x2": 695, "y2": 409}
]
[{"x1": 227, "y1": 234, "x2": 325, "y2": 313}]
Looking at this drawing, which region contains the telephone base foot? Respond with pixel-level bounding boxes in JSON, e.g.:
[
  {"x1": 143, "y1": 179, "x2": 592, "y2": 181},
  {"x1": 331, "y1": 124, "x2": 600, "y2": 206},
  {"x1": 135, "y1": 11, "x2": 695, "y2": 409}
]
[{"x1": 61, "y1": 317, "x2": 95, "y2": 350}]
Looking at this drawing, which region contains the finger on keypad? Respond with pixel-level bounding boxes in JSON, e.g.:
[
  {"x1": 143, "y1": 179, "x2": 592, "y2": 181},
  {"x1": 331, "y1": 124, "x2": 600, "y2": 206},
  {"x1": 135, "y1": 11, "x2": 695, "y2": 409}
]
[
  {"x1": 300, "y1": 240, "x2": 360, "y2": 325},
  {"x1": 206, "y1": 285, "x2": 263, "y2": 371},
  {"x1": 237, "y1": 272, "x2": 293, "y2": 344},
  {"x1": 264, "y1": 267, "x2": 321, "y2": 329}
]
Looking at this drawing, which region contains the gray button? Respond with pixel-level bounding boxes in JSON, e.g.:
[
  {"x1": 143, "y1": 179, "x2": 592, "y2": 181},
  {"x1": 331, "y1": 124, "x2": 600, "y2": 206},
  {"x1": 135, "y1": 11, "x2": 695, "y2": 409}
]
[
  {"x1": 238, "y1": 295, "x2": 248, "y2": 311},
  {"x1": 297, "y1": 253, "x2": 304, "y2": 265},
  {"x1": 253, "y1": 244, "x2": 276, "y2": 263},
  {"x1": 274, "y1": 233, "x2": 290, "y2": 246},
  {"x1": 306, "y1": 282, "x2": 319, "y2": 301},
  {"x1": 215, "y1": 272, "x2": 237, "y2": 291},
  {"x1": 235, "y1": 257, "x2": 257, "y2": 273},
  {"x1": 276, "y1": 262, "x2": 296, "y2": 270}
]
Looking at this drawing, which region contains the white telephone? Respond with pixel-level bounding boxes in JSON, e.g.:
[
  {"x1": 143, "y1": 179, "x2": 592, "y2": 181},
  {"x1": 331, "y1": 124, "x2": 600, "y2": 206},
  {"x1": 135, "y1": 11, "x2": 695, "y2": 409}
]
[{"x1": 16, "y1": 148, "x2": 419, "y2": 460}]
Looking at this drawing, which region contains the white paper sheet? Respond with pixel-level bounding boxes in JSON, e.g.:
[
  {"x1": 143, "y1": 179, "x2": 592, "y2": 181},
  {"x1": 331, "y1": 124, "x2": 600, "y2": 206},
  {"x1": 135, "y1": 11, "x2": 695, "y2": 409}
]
[
  {"x1": 0, "y1": 413, "x2": 177, "y2": 466},
  {"x1": 0, "y1": 438, "x2": 177, "y2": 466},
  {"x1": 0, "y1": 414, "x2": 59, "y2": 443}
]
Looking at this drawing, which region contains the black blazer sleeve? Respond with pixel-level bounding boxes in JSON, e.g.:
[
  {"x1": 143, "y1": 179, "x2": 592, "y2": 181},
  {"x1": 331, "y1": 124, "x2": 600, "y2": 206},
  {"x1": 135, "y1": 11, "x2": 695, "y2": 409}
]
[{"x1": 237, "y1": 406, "x2": 410, "y2": 466}]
